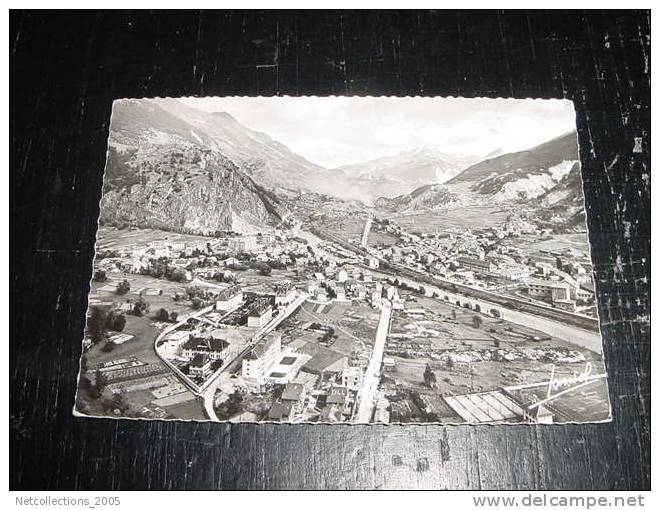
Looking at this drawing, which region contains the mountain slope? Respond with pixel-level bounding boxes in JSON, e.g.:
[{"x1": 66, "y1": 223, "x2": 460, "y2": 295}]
[
  {"x1": 336, "y1": 147, "x2": 479, "y2": 198},
  {"x1": 374, "y1": 183, "x2": 462, "y2": 212},
  {"x1": 447, "y1": 131, "x2": 580, "y2": 200},
  {"x1": 101, "y1": 102, "x2": 284, "y2": 234},
  {"x1": 111, "y1": 99, "x2": 343, "y2": 194}
]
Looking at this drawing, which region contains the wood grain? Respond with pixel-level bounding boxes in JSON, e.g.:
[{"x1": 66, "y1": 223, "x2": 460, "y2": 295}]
[{"x1": 10, "y1": 10, "x2": 650, "y2": 490}]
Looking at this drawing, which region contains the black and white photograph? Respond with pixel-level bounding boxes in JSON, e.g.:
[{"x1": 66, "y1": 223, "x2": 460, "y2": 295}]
[{"x1": 73, "y1": 96, "x2": 611, "y2": 425}]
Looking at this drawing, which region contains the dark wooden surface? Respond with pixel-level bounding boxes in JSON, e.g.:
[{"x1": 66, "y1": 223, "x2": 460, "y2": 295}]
[{"x1": 10, "y1": 10, "x2": 650, "y2": 490}]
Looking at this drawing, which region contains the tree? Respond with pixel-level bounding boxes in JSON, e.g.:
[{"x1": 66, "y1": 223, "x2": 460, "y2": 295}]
[
  {"x1": 191, "y1": 297, "x2": 203, "y2": 310},
  {"x1": 472, "y1": 315, "x2": 483, "y2": 329},
  {"x1": 493, "y1": 338, "x2": 501, "y2": 348},
  {"x1": 156, "y1": 308, "x2": 170, "y2": 322},
  {"x1": 91, "y1": 369, "x2": 108, "y2": 398},
  {"x1": 169, "y1": 311, "x2": 179, "y2": 322},
  {"x1": 132, "y1": 296, "x2": 150, "y2": 317},
  {"x1": 93, "y1": 269, "x2": 107, "y2": 282},
  {"x1": 423, "y1": 364, "x2": 437, "y2": 388},
  {"x1": 116, "y1": 279, "x2": 131, "y2": 295},
  {"x1": 87, "y1": 307, "x2": 108, "y2": 345},
  {"x1": 451, "y1": 309, "x2": 457, "y2": 321},
  {"x1": 106, "y1": 310, "x2": 126, "y2": 332},
  {"x1": 101, "y1": 341, "x2": 116, "y2": 352}
]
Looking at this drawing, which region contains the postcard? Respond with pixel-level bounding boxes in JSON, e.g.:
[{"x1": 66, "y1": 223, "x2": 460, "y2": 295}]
[{"x1": 74, "y1": 97, "x2": 611, "y2": 424}]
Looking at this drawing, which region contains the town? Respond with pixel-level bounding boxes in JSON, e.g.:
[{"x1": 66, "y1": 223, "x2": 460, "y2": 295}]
[{"x1": 75, "y1": 206, "x2": 608, "y2": 424}]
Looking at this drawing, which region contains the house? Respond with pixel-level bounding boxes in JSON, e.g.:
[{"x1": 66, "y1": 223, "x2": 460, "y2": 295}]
[
  {"x1": 181, "y1": 336, "x2": 230, "y2": 361},
  {"x1": 457, "y1": 256, "x2": 494, "y2": 274},
  {"x1": 230, "y1": 236, "x2": 258, "y2": 252},
  {"x1": 326, "y1": 386, "x2": 348, "y2": 405},
  {"x1": 341, "y1": 367, "x2": 363, "y2": 391},
  {"x1": 247, "y1": 297, "x2": 273, "y2": 328},
  {"x1": 366, "y1": 256, "x2": 380, "y2": 269},
  {"x1": 215, "y1": 285, "x2": 243, "y2": 311},
  {"x1": 241, "y1": 332, "x2": 282, "y2": 383},
  {"x1": 188, "y1": 353, "x2": 213, "y2": 379},
  {"x1": 267, "y1": 402, "x2": 294, "y2": 422},
  {"x1": 336, "y1": 268, "x2": 348, "y2": 282},
  {"x1": 281, "y1": 383, "x2": 305, "y2": 403},
  {"x1": 318, "y1": 404, "x2": 343, "y2": 423},
  {"x1": 526, "y1": 278, "x2": 566, "y2": 300},
  {"x1": 382, "y1": 357, "x2": 396, "y2": 372}
]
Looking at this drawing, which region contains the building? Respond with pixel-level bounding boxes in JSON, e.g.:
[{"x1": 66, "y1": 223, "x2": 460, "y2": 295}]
[
  {"x1": 215, "y1": 285, "x2": 243, "y2": 311},
  {"x1": 230, "y1": 236, "x2": 258, "y2": 253},
  {"x1": 457, "y1": 256, "x2": 494, "y2": 274},
  {"x1": 241, "y1": 333, "x2": 282, "y2": 383},
  {"x1": 341, "y1": 367, "x2": 363, "y2": 391},
  {"x1": 267, "y1": 401, "x2": 294, "y2": 422},
  {"x1": 382, "y1": 357, "x2": 396, "y2": 372},
  {"x1": 247, "y1": 297, "x2": 273, "y2": 328},
  {"x1": 499, "y1": 264, "x2": 531, "y2": 281},
  {"x1": 366, "y1": 256, "x2": 380, "y2": 269},
  {"x1": 326, "y1": 386, "x2": 349, "y2": 406},
  {"x1": 281, "y1": 383, "x2": 306, "y2": 403},
  {"x1": 526, "y1": 278, "x2": 571, "y2": 302},
  {"x1": 181, "y1": 336, "x2": 230, "y2": 361},
  {"x1": 273, "y1": 282, "x2": 296, "y2": 307},
  {"x1": 188, "y1": 353, "x2": 213, "y2": 379}
]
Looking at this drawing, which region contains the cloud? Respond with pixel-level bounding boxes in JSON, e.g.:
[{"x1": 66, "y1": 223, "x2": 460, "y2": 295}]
[{"x1": 180, "y1": 96, "x2": 576, "y2": 168}]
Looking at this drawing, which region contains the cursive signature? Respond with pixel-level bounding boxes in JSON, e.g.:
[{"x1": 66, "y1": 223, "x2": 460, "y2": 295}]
[{"x1": 548, "y1": 362, "x2": 594, "y2": 392}]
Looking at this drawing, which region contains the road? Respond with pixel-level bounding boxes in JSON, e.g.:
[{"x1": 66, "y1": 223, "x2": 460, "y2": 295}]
[
  {"x1": 310, "y1": 227, "x2": 603, "y2": 354},
  {"x1": 354, "y1": 302, "x2": 392, "y2": 423},
  {"x1": 198, "y1": 292, "x2": 308, "y2": 421},
  {"x1": 312, "y1": 227, "x2": 599, "y2": 331},
  {"x1": 383, "y1": 272, "x2": 603, "y2": 354}
]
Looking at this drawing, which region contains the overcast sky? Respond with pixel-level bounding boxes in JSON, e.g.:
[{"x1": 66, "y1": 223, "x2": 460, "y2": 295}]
[{"x1": 181, "y1": 96, "x2": 576, "y2": 168}]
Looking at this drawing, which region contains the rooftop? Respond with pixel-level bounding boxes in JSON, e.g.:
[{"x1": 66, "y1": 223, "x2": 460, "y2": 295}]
[
  {"x1": 248, "y1": 297, "x2": 272, "y2": 317},
  {"x1": 182, "y1": 336, "x2": 230, "y2": 353},
  {"x1": 267, "y1": 402, "x2": 293, "y2": 421},
  {"x1": 216, "y1": 285, "x2": 242, "y2": 301},
  {"x1": 245, "y1": 332, "x2": 281, "y2": 360},
  {"x1": 281, "y1": 383, "x2": 305, "y2": 401}
]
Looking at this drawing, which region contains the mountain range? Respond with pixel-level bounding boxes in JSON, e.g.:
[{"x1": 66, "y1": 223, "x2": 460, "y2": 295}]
[
  {"x1": 374, "y1": 131, "x2": 582, "y2": 216},
  {"x1": 100, "y1": 98, "x2": 583, "y2": 234}
]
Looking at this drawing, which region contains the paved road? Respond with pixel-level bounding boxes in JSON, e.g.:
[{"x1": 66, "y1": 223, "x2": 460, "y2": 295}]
[
  {"x1": 355, "y1": 303, "x2": 392, "y2": 423},
  {"x1": 198, "y1": 292, "x2": 308, "y2": 422}
]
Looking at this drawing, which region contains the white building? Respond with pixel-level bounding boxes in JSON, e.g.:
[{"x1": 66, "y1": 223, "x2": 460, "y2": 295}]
[
  {"x1": 341, "y1": 367, "x2": 363, "y2": 391},
  {"x1": 247, "y1": 298, "x2": 273, "y2": 328},
  {"x1": 241, "y1": 333, "x2": 282, "y2": 384},
  {"x1": 215, "y1": 285, "x2": 243, "y2": 311}
]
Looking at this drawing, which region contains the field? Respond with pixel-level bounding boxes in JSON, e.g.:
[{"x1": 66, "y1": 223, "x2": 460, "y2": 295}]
[
  {"x1": 381, "y1": 290, "x2": 609, "y2": 423},
  {"x1": 511, "y1": 233, "x2": 592, "y2": 256},
  {"x1": 319, "y1": 215, "x2": 399, "y2": 247},
  {"x1": 387, "y1": 205, "x2": 510, "y2": 233},
  {"x1": 96, "y1": 226, "x2": 213, "y2": 252},
  {"x1": 84, "y1": 314, "x2": 163, "y2": 368},
  {"x1": 278, "y1": 300, "x2": 381, "y2": 366}
]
